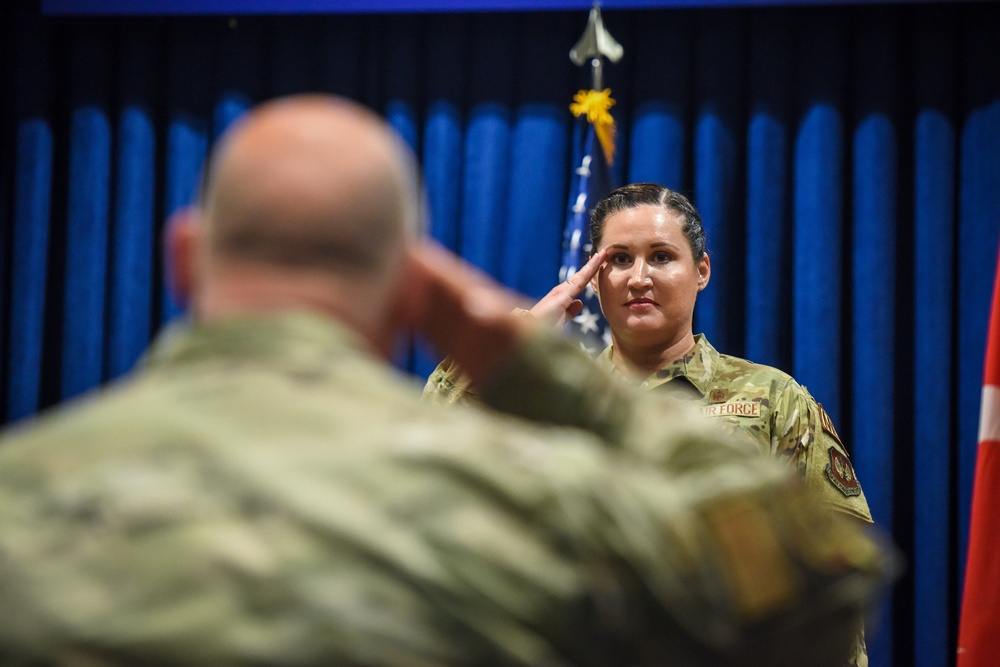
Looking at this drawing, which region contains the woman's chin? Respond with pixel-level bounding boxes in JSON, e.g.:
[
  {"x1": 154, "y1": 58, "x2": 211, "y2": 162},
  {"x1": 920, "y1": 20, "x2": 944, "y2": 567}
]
[
  {"x1": 615, "y1": 320, "x2": 676, "y2": 345},
  {"x1": 619, "y1": 314, "x2": 666, "y2": 332}
]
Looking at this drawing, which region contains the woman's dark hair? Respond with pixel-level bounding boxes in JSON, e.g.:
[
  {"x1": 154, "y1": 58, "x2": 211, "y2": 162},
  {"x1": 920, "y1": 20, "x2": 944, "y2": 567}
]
[{"x1": 589, "y1": 183, "x2": 708, "y2": 261}]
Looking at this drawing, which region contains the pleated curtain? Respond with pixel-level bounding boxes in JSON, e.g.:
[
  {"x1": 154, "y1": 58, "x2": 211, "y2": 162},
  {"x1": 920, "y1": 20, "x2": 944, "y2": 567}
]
[{"x1": 3, "y1": 2, "x2": 1000, "y2": 666}]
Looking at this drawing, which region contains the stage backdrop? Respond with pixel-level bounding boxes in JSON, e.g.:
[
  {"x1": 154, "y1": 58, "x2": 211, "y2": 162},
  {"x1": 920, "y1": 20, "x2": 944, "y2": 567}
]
[{"x1": 2, "y1": 2, "x2": 999, "y2": 667}]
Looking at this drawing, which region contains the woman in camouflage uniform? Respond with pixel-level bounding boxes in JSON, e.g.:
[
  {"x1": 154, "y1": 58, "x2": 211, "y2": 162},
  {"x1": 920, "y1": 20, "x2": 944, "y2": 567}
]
[
  {"x1": 429, "y1": 183, "x2": 871, "y2": 524},
  {"x1": 584, "y1": 184, "x2": 871, "y2": 522},
  {"x1": 426, "y1": 182, "x2": 875, "y2": 666}
]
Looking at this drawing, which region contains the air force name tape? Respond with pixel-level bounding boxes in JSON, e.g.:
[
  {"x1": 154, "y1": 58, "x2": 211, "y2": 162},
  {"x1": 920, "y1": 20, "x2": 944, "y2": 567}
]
[{"x1": 702, "y1": 401, "x2": 761, "y2": 418}]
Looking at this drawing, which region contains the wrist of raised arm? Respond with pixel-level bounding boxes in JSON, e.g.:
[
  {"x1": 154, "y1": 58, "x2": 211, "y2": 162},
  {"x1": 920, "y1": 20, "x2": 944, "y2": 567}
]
[{"x1": 477, "y1": 332, "x2": 631, "y2": 444}]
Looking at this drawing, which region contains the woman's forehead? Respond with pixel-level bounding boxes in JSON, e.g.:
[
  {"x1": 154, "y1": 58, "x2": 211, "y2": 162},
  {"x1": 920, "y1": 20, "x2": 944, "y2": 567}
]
[{"x1": 602, "y1": 205, "x2": 685, "y2": 238}]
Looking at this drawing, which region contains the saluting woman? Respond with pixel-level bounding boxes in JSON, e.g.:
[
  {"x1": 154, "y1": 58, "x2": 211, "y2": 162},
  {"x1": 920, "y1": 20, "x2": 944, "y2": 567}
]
[
  {"x1": 428, "y1": 182, "x2": 871, "y2": 526},
  {"x1": 426, "y1": 182, "x2": 875, "y2": 665}
]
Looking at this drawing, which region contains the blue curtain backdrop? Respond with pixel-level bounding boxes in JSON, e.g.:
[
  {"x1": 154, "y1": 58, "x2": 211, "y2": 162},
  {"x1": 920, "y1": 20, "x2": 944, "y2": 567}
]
[{"x1": 3, "y1": 1, "x2": 1000, "y2": 666}]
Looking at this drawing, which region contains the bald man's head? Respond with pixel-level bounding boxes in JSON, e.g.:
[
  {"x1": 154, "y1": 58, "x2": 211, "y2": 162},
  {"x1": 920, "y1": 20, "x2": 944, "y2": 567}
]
[
  {"x1": 201, "y1": 95, "x2": 421, "y2": 276},
  {"x1": 168, "y1": 95, "x2": 427, "y2": 352}
]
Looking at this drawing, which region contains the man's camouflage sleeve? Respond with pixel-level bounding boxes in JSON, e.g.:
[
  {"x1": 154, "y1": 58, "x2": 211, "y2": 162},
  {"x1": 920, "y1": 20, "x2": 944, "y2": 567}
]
[{"x1": 422, "y1": 357, "x2": 477, "y2": 406}]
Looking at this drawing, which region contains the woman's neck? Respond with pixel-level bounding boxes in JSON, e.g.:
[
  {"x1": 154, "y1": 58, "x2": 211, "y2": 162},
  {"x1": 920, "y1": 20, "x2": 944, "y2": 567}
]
[{"x1": 610, "y1": 332, "x2": 697, "y2": 379}]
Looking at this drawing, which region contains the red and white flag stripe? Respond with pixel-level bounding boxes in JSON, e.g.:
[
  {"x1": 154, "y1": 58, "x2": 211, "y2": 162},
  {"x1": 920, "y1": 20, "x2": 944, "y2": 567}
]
[
  {"x1": 980, "y1": 386, "x2": 1000, "y2": 443},
  {"x1": 957, "y1": 244, "x2": 1000, "y2": 667}
]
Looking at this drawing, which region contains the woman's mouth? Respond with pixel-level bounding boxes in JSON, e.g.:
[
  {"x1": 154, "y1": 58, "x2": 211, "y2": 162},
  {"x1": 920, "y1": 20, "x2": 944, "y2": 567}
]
[{"x1": 626, "y1": 298, "x2": 656, "y2": 309}]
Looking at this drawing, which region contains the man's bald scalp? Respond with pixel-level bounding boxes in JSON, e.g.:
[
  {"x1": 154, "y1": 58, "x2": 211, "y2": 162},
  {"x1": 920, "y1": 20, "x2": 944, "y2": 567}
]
[{"x1": 200, "y1": 96, "x2": 420, "y2": 276}]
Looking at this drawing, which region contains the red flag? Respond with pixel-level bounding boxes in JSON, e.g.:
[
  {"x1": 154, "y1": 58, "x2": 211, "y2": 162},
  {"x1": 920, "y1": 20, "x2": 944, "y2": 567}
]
[{"x1": 957, "y1": 244, "x2": 1000, "y2": 666}]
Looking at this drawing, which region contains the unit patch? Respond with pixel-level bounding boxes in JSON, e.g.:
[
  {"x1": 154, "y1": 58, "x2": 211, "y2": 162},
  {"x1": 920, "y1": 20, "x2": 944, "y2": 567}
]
[
  {"x1": 701, "y1": 401, "x2": 761, "y2": 418},
  {"x1": 825, "y1": 447, "x2": 862, "y2": 497}
]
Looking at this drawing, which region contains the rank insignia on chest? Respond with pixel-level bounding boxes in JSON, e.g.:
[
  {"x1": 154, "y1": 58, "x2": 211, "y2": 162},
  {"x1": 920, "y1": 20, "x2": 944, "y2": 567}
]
[
  {"x1": 709, "y1": 388, "x2": 726, "y2": 403},
  {"x1": 825, "y1": 447, "x2": 862, "y2": 497}
]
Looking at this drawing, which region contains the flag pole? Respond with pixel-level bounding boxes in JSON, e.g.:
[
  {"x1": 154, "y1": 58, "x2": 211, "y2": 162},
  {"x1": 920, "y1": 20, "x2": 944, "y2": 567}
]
[
  {"x1": 569, "y1": 1, "x2": 623, "y2": 90},
  {"x1": 559, "y1": 2, "x2": 621, "y2": 354}
]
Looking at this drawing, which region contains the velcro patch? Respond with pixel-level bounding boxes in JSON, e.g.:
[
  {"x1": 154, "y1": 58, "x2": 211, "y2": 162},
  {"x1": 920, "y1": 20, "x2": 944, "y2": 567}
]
[
  {"x1": 702, "y1": 401, "x2": 761, "y2": 418},
  {"x1": 703, "y1": 496, "x2": 799, "y2": 618},
  {"x1": 825, "y1": 447, "x2": 862, "y2": 497}
]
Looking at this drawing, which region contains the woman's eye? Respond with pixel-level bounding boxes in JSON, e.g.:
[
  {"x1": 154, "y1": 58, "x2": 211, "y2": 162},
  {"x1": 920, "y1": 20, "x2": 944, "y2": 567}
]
[
  {"x1": 611, "y1": 253, "x2": 631, "y2": 265},
  {"x1": 652, "y1": 252, "x2": 671, "y2": 263}
]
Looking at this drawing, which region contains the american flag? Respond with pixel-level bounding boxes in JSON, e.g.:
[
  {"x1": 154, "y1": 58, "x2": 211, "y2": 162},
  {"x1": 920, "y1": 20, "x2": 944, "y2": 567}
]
[{"x1": 559, "y1": 95, "x2": 616, "y2": 355}]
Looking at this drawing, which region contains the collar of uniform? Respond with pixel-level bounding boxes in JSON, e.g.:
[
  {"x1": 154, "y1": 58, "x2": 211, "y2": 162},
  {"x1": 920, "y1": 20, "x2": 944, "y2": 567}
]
[
  {"x1": 597, "y1": 334, "x2": 720, "y2": 397},
  {"x1": 141, "y1": 311, "x2": 372, "y2": 376}
]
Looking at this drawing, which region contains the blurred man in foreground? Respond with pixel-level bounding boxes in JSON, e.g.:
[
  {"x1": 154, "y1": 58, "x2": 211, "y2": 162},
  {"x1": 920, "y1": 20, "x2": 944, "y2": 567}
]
[{"x1": 0, "y1": 95, "x2": 892, "y2": 666}]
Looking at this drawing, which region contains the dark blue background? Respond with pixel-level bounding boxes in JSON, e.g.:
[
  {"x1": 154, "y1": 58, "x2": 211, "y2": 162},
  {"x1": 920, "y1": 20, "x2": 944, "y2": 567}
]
[{"x1": 42, "y1": 0, "x2": 961, "y2": 15}]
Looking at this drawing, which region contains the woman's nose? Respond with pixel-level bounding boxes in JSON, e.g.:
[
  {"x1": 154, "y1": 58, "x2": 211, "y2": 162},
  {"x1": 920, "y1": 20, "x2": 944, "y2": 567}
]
[{"x1": 627, "y1": 260, "x2": 652, "y2": 287}]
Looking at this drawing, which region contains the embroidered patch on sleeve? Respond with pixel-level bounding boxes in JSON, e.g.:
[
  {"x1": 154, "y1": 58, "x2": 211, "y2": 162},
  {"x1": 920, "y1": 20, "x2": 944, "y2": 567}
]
[
  {"x1": 825, "y1": 447, "x2": 862, "y2": 497},
  {"x1": 817, "y1": 403, "x2": 844, "y2": 446}
]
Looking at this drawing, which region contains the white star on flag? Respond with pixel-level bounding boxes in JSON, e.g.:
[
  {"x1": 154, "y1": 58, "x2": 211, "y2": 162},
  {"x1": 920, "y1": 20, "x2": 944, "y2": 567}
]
[{"x1": 574, "y1": 307, "x2": 601, "y2": 335}]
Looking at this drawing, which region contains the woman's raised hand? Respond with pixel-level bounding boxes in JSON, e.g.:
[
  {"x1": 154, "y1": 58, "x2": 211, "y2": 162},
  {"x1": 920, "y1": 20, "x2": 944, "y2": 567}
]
[{"x1": 529, "y1": 249, "x2": 607, "y2": 327}]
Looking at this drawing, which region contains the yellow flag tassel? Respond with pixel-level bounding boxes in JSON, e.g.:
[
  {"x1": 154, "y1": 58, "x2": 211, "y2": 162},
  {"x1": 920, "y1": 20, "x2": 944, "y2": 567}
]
[{"x1": 569, "y1": 88, "x2": 617, "y2": 166}]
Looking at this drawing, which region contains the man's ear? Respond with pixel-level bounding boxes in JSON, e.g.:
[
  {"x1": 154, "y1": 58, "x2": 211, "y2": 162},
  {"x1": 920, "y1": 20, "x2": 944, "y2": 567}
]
[
  {"x1": 164, "y1": 207, "x2": 203, "y2": 309},
  {"x1": 370, "y1": 246, "x2": 429, "y2": 361},
  {"x1": 390, "y1": 247, "x2": 429, "y2": 332}
]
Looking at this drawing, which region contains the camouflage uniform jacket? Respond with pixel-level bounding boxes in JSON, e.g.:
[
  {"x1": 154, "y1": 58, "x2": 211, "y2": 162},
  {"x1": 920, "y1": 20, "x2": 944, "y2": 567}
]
[
  {"x1": 0, "y1": 313, "x2": 889, "y2": 666},
  {"x1": 594, "y1": 335, "x2": 872, "y2": 524},
  {"x1": 425, "y1": 335, "x2": 871, "y2": 524}
]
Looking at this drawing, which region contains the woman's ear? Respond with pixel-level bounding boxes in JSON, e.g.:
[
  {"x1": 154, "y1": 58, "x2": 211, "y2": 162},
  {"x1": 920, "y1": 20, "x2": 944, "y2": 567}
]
[
  {"x1": 164, "y1": 207, "x2": 203, "y2": 308},
  {"x1": 697, "y1": 253, "x2": 711, "y2": 292}
]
